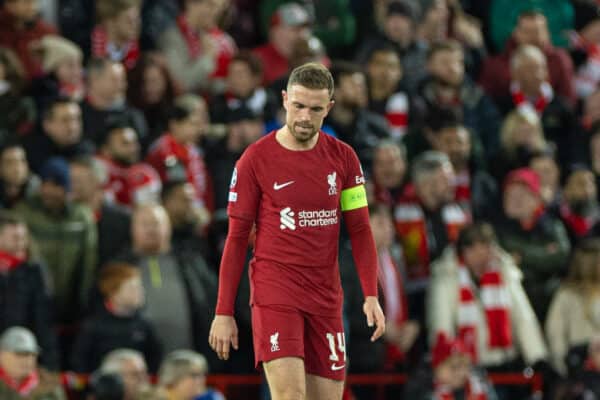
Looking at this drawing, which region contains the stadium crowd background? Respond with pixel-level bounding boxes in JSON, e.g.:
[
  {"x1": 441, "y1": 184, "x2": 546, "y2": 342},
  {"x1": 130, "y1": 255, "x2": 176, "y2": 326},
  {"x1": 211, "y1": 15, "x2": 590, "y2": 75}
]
[{"x1": 2, "y1": 0, "x2": 600, "y2": 399}]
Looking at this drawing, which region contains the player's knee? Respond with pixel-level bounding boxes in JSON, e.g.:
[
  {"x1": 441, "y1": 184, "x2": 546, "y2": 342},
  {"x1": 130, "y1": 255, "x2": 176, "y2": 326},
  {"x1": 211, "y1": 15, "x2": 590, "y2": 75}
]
[{"x1": 271, "y1": 383, "x2": 306, "y2": 400}]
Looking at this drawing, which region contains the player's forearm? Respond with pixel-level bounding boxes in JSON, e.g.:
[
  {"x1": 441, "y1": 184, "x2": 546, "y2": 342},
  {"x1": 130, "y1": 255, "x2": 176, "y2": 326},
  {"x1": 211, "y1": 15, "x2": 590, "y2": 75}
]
[
  {"x1": 215, "y1": 216, "x2": 253, "y2": 315},
  {"x1": 344, "y1": 207, "x2": 378, "y2": 298}
]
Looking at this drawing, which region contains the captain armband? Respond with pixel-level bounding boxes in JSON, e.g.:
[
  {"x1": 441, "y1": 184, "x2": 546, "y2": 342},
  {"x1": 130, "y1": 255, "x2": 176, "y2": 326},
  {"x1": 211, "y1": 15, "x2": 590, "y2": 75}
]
[{"x1": 340, "y1": 185, "x2": 368, "y2": 211}]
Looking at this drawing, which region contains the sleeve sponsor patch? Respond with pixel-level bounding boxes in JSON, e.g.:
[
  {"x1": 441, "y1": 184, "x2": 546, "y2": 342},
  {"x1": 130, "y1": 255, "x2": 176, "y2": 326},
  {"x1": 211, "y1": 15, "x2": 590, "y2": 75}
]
[{"x1": 340, "y1": 185, "x2": 368, "y2": 211}]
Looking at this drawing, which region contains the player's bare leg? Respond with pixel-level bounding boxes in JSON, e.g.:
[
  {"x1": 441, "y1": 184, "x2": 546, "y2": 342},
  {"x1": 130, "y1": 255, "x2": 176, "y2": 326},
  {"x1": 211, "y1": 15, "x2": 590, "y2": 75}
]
[
  {"x1": 305, "y1": 373, "x2": 344, "y2": 400},
  {"x1": 263, "y1": 357, "x2": 306, "y2": 400}
]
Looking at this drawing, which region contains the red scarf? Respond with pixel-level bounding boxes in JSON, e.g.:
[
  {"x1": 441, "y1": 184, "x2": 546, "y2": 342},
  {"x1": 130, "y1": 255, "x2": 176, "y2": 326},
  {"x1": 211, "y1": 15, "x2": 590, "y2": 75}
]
[
  {"x1": 0, "y1": 251, "x2": 24, "y2": 273},
  {"x1": 457, "y1": 258, "x2": 512, "y2": 362},
  {"x1": 510, "y1": 81, "x2": 553, "y2": 114},
  {"x1": 434, "y1": 375, "x2": 488, "y2": 400},
  {"x1": 377, "y1": 248, "x2": 408, "y2": 364},
  {"x1": 559, "y1": 202, "x2": 597, "y2": 237},
  {"x1": 0, "y1": 367, "x2": 39, "y2": 396},
  {"x1": 91, "y1": 25, "x2": 140, "y2": 69},
  {"x1": 385, "y1": 92, "x2": 409, "y2": 139},
  {"x1": 177, "y1": 15, "x2": 202, "y2": 60},
  {"x1": 394, "y1": 187, "x2": 470, "y2": 279}
]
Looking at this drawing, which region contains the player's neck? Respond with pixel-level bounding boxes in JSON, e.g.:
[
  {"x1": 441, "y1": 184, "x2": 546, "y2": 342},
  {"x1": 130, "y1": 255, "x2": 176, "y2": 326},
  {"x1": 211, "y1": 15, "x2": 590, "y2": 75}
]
[{"x1": 275, "y1": 127, "x2": 319, "y2": 151}]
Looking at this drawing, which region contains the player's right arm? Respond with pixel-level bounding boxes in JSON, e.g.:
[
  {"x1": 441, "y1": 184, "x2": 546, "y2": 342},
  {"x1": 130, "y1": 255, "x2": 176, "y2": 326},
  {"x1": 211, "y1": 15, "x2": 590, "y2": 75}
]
[{"x1": 209, "y1": 150, "x2": 260, "y2": 360}]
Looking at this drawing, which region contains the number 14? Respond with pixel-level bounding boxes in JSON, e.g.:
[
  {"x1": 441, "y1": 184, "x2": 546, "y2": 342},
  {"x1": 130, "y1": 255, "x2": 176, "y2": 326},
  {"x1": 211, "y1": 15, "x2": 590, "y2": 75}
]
[{"x1": 326, "y1": 332, "x2": 346, "y2": 362}]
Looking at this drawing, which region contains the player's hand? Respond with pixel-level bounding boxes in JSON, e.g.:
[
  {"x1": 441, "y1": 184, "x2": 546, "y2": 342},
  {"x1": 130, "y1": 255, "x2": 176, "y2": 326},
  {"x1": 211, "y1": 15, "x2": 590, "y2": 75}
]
[
  {"x1": 363, "y1": 296, "x2": 385, "y2": 342},
  {"x1": 208, "y1": 315, "x2": 239, "y2": 360}
]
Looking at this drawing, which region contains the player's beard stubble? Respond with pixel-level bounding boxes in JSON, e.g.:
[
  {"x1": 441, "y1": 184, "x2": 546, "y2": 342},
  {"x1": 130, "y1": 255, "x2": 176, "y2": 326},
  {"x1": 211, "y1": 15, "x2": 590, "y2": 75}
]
[{"x1": 288, "y1": 121, "x2": 319, "y2": 143}]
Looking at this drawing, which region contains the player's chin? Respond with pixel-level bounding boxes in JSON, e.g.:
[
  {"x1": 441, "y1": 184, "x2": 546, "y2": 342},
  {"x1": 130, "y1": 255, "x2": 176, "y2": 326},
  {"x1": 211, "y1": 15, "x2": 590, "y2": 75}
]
[{"x1": 293, "y1": 128, "x2": 317, "y2": 142}]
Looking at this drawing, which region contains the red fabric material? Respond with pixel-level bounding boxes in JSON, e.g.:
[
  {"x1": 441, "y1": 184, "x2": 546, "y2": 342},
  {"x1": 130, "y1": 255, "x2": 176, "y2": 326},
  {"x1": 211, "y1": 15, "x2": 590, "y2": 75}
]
[
  {"x1": 0, "y1": 251, "x2": 24, "y2": 272},
  {"x1": 91, "y1": 25, "x2": 139, "y2": 69},
  {"x1": 433, "y1": 376, "x2": 488, "y2": 400},
  {"x1": 216, "y1": 216, "x2": 253, "y2": 315},
  {"x1": 0, "y1": 367, "x2": 39, "y2": 396},
  {"x1": 510, "y1": 82, "x2": 553, "y2": 114},
  {"x1": 456, "y1": 258, "x2": 512, "y2": 362},
  {"x1": 146, "y1": 133, "x2": 214, "y2": 212},
  {"x1": 344, "y1": 206, "x2": 379, "y2": 298},
  {"x1": 177, "y1": 15, "x2": 202, "y2": 59},
  {"x1": 432, "y1": 332, "x2": 471, "y2": 368},
  {"x1": 504, "y1": 168, "x2": 541, "y2": 197},
  {"x1": 560, "y1": 203, "x2": 597, "y2": 237},
  {"x1": 0, "y1": 11, "x2": 57, "y2": 79},
  {"x1": 252, "y1": 44, "x2": 289, "y2": 85},
  {"x1": 478, "y1": 38, "x2": 576, "y2": 105}
]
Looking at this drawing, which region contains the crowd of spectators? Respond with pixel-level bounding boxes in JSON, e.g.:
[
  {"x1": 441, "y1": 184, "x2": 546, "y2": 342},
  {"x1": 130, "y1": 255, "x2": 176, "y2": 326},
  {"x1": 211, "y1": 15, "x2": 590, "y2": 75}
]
[{"x1": 2, "y1": 0, "x2": 600, "y2": 399}]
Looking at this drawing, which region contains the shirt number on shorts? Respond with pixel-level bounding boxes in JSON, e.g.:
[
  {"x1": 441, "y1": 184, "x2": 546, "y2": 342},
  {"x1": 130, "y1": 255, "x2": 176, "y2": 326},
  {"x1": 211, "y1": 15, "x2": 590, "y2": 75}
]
[{"x1": 326, "y1": 332, "x2": 346, "y2": 362}]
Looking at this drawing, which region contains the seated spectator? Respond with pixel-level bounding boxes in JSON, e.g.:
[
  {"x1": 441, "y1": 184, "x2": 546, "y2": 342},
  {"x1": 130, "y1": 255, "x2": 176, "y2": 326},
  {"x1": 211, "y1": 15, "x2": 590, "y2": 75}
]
[
  {"x1": 71, "y1": 263, "x2": 161, "y2": 373},
  {"x1": 497, "y1": 45, "x2": 575, "y2": 165},
  {"x1": 87, "y1": 371, "x2": 125, "y2": 400},
  {"x1": 365, "y1": 45, "x2": 408, "y2": 140},
  {"x1": 162, "y1": 180, "x2": 209, "y2": 258},
  {"x1": 0, "y1": 326, "x2": 66, "y2": 399},
  {"x1": 490, "y1": 108, "x2": 549, "y2": 183},
  {"x1": 370, "y1": 140, "x2": 407, "y2": 208},
  {"x1": 96, "y1": 117, "x2": 161, "y2": 209},
  {"x1": 14, "y1": 157, "x2": 98, "y2": 326},
  {"x1": 570, "y1": 1, "x2": 600, "y2": 99},
  {"x1": 126, "y1": 54, "x2": 179, "y2": 143},
  {"x1": 253, "y1": 3, "x2": 312, "y2": 85},
  {"x1": 529, "y1": 147, "x2": 562, "y2": 213},
  {"x1": 403, "y1": 334, "x2": 497, "y2": 400},
  {"x1": 559, "y1": 166, "x2": 600, "y2": 243},
  {"x1": 342, "y1": 203, "x2": 419, "y2": 374},
  {"x1": 0, "y1": 0, "x2": 57, "y2": 80},
  {"x1": 81, "y1": 58, "x2": 148, "y2": 148},
  {"x1": 92, "y1": 0, "x2": 141, "y2": 69},
  {"x1": 30, "y1": 35, "x2": 85, "y2": 111},
  {"x1": 480, "y1": 10, "x2": 575, "y2": 106},
  {"x1": 0, "y1": 48, "x2": 35, "y2": 144},
  {"x1": 158, "y1": 0, "x2": 236, "y2": 93},
  {"x1": 158, "y1": 350, "x2": 224, "y2": 400},
  {"x1": 114, "y1": 204, "x2": 220, "y2": 367},
  {"x1": 546, "y1": 239, "x2": 600, "y2": 376},
  {"x1": 0, "y1": 213, "x2": 58, "y2": 369},
  {"x1": 324, "y1": 62, "x2": 391, "y2": 166},
  {"x1": 563, "y1": 336, "x2": 600, "y2": 399},
  {"x1": 98, "y1": 349, "x2": 150, "y2": 400},
  {"x1": 493, "y1": 168, "x2": 571, "y2": 322},
  {"x1": 427, "y1": 118, "x2": 498, "y2": 220},
  {"x1": 411, "y1": 40, "x2": 501, "y2": 157},
  {"x1": 355, "y1": 1, "x2": 427, "y2": 93},
  {"x1": 70, "y1": 156, "x2": 131, "y2": 268},
  {"x1": 146, "y1": 95, "x2": 214, "y2": 217},
  {"x1": 23, "y1": 96, "x2": 93, "y2": 174},
  {"x1": 0, "y1": 143, "x2": 39, "y2": 209},
  {"x1": 427, "y1": 223, "x2": 547, "y2": 370},
  {"x1": 209, "y1": 51, "x2": 277, "y2": 125}
]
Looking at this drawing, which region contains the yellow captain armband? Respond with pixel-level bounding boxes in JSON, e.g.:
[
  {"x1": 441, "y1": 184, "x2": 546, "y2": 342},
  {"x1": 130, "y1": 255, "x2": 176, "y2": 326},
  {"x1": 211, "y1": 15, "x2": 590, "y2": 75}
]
[{"x1": 340, "y1": 185, "x2": 368, "y2": 211}]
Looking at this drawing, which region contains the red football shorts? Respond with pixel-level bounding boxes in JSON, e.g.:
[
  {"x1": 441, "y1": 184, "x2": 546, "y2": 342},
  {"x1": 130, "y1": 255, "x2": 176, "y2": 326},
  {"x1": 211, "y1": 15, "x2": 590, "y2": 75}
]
[{"x1": 251, "y1": 304, "x2": 347, "y2": 381}]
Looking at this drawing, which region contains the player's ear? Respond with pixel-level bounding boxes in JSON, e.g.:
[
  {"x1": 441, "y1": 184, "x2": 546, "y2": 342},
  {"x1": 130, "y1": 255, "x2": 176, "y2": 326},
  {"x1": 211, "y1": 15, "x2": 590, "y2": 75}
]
[
  {"x1": 282, "y1": 90, "x2": 288, "y2": 110},
  {"x1": 326, "y1": 99, "x2": 335, "y2": 114}
]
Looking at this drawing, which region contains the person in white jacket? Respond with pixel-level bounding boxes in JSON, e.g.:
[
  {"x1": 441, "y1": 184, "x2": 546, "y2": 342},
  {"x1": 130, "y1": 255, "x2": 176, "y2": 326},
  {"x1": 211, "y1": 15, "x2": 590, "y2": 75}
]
[{"x1": 427, "y1": 222, "x2": 547, "y2": 370}]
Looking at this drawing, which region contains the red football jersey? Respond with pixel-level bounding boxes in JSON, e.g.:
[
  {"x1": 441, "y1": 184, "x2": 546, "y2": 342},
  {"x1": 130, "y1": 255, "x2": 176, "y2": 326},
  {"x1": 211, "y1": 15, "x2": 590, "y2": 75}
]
[{"x1": 228, "y1": 131, "x2": 365, "y2": 316}]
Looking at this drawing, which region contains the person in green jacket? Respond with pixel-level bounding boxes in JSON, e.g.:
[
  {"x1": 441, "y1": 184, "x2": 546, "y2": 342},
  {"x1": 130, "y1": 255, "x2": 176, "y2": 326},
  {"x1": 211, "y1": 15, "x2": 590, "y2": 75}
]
[{"x1": 14, "y1": 157, "x2": 97, "y2": 326}]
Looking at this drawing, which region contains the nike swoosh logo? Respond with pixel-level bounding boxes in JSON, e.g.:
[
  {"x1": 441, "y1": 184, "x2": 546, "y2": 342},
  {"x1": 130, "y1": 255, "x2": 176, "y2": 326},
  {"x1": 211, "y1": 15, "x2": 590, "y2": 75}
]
[
  {"x1": 273, "y1": 181, "x2": 294, "y2": 190},
  {"x1": 331, "y1": 364, "x2": 345, "y2": 371}
]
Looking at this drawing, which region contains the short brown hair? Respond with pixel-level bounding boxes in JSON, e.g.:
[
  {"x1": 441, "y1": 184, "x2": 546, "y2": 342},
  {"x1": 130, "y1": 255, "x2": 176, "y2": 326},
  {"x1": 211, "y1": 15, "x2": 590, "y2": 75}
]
[
  {"x1": 426, "y1": 39, "x2": 463, "y2": 61},
  {"x1": 96, "y1": 0, "x2": 141, "y2": 22},
  {"x1": 456, "y1": 223, "x2": 497, "y2": 256},
  {"x1": 98, "y1": 263, "x2": 140, "y2": 298},
  {"x1": 287, "y1": 62, "x2": 334, "y2": 99}
]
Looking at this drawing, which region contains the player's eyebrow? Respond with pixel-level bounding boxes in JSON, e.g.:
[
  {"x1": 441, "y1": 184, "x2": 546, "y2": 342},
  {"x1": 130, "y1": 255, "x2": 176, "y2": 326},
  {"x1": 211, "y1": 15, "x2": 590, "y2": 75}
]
[{"x1": 292, "y1": 101, "x2": 324, "y2": 112}]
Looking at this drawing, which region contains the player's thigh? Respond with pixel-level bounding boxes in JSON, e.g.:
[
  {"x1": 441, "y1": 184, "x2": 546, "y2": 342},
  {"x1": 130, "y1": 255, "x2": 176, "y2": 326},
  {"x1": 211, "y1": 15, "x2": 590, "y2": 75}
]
[
  {"x1": 306, "y1": 373, "x2": 344, "y2": 400},
  {"x1": 303, "y1": 311, "x2": 347, "y2": 380},
  {"x1": 263, "y1": 357, "x2": 306, "y2": 400}
]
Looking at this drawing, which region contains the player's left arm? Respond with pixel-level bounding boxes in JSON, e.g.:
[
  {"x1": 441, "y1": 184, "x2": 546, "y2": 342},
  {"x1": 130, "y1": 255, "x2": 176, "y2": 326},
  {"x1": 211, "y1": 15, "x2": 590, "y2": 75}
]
[{"x1": 341, "y1": 151, "x2": 385, "y2": 341}]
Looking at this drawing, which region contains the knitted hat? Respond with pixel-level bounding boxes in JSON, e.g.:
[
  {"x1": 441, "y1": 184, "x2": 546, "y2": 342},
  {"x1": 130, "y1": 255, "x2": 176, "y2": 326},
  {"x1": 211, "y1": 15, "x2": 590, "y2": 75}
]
[
  {"x1": 40, "y1": 35, "x2": 83, "y2": 73},
  {"x1": 0, "y1": 327, "x2": 41, "y2": 354},
  {"x1": 504, "y1": 167, "x2": 541, "y2": 197},
  {"x1": 40, "y1": 157, "x2": 71, "y2": 191},
  {"x1": 387, "y1": 0, "x2": 420, "y2": 22},
  {"x1": 271, "y1": 3, "x2": 312, "y2": 27},
  {"x1": 431, "y1": 333, "x2": 470, "y2": 368}
]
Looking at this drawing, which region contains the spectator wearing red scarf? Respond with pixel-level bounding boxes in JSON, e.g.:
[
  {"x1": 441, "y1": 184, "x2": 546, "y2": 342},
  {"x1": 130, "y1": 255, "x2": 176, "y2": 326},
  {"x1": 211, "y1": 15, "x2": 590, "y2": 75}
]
[
  {"x1": 560, "y1": 165, "x2": 600, "y2": 244},
  {"x1": 91, "y1": 0, "x2": 141, "y2": 70}
]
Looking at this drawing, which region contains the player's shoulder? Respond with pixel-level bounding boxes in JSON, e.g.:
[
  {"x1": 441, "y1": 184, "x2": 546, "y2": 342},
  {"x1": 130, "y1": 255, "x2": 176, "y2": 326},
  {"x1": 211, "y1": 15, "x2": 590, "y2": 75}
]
[
  {"x1": 320, "y1": 131, "x2": 356, "y2": 157},
  {"x1": 239, "y1": 131, "x2": 276, "y2": 159}
]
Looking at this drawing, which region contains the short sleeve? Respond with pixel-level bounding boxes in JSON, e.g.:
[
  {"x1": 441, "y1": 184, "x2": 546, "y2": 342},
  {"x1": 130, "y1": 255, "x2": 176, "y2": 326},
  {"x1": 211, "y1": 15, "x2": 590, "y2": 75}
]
[
  {"x1": 343, "y1": 146, "x2": 365, "y2": 190},
  {"x1": 227, "y1": 148, "x2": 261, "y2": 221}
]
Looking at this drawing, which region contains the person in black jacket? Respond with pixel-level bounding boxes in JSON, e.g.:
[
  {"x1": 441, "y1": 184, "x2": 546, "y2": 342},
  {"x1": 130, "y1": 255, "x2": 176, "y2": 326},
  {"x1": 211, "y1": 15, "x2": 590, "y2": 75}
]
[
  {"x1": 71, "y1": 262, "x2": 162, "y2": 373},
  {"x1": 0, "y1": 212, "x2": 58, "y2": 369}
]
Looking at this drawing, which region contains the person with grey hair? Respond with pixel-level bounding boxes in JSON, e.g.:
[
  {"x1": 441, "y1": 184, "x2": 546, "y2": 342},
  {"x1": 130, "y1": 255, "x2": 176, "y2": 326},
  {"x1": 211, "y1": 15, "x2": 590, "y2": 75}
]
[
  {"x1": 70, "y1": 155, "x2": 131, "y2": 268},
  {"x1": 496, "y1": 43, "x2": 576, "y2": 166},
  {"x1": 395, "y1": 151, "x2": 469, "y2": 328},
  {"x1": 99, "y1": 349, "x2": 149, "y2": 400},
  {"x1": 371, "y1": 139, "x2": 407, "y2": 207},
  {"x1": 158, "y1": 350, "x2": 224, "y2": 400}
]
